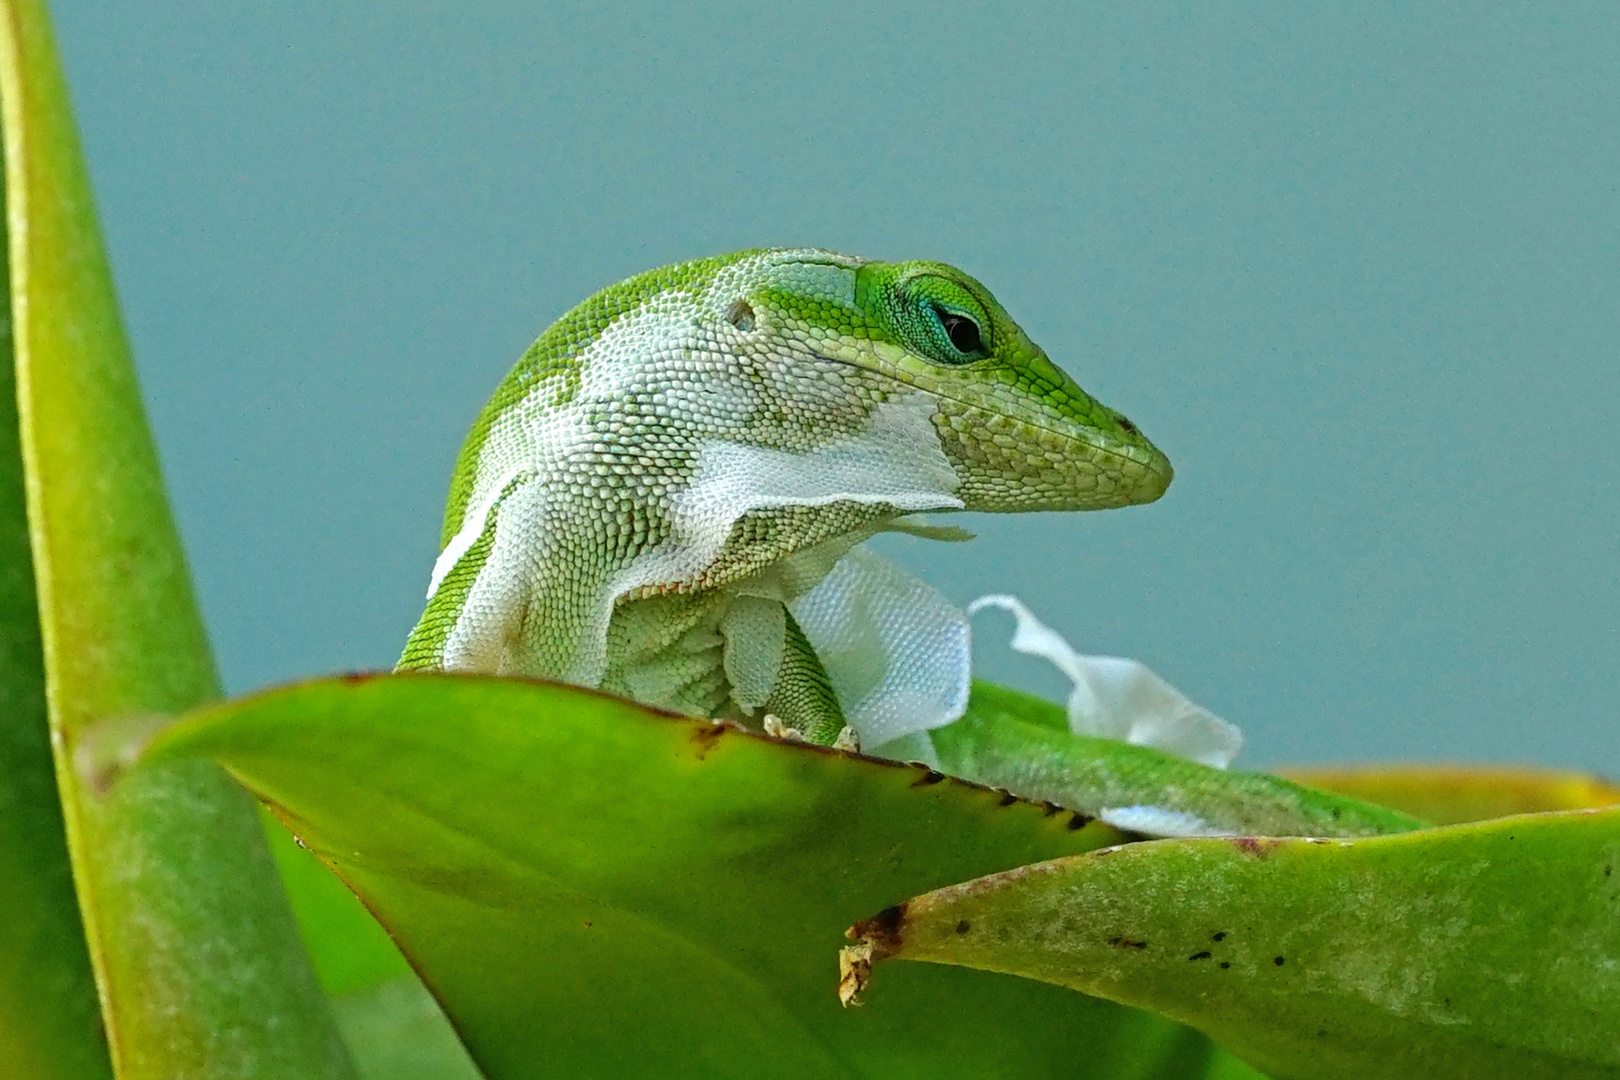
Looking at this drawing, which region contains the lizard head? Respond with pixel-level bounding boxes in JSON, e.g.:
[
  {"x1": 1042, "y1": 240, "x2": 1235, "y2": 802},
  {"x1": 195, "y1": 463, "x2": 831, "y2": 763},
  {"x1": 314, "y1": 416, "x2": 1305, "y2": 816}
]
[{"x1": 843, "y1": 259, "x2": 1173, "y2": 513}]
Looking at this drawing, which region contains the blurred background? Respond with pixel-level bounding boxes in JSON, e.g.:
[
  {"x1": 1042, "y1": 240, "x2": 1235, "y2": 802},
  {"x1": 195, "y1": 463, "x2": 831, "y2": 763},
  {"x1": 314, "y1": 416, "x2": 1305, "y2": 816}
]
[{"x1": 52, "y1": 2, "x2": 1617, "y2": 771}]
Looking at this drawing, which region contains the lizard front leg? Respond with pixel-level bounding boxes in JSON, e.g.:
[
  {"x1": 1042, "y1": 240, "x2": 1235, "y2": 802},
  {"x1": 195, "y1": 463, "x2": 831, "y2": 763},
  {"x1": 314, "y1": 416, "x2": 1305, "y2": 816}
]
[
  {"x1": 760, "y1": 607, "x2": 853, "y2": 749},
  {"x1": 398, "y1": 472, "x2": 536, "y2": 674}
]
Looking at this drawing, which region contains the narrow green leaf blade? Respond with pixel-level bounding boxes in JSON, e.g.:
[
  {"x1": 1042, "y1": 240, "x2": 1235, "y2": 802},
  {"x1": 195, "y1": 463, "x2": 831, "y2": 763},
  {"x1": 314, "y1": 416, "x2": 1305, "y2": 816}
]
[
  {"x1": 0, "y1": 3, "x2": 355, "y2": 1074},
  {"x1": 1279, "y1": 764, "x2": 1620, "y2": 825},
  {"x1": 140, "y1": 673, "x2": 1232, "y2": 1080},
  {"x1": 262, "y1": 811, "x2": 484, "y2": 1079},
  {"x1": 261, "y1": 811, "x2": 414, "y2": 998},
  {"x1": 848, "y1": 809, "x2": 1620, "y2": 1080},
  {"x1": 328, "y1": 977, "x2": 485, "y2": 1080},
  {"x1": 931, "y1": 682, "x2": 1424, "y2": 837},
  {"x1": 0, "y1": 132, "x2": 109, "y2": 1078}
]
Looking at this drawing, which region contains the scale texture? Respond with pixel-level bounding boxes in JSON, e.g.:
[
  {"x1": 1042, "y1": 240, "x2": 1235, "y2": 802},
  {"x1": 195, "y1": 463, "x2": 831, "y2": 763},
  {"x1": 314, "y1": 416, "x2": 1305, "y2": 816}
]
[{"x1": 399, "y1": 248, "x2": 1170, "y2": 745}]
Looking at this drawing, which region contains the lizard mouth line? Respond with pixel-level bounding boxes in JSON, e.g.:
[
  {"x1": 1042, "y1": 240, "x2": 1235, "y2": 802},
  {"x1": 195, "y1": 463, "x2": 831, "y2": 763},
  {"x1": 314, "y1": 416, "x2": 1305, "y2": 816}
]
[{"x1": 805, "y1": 346, "x2": 1165, "y2": 478}]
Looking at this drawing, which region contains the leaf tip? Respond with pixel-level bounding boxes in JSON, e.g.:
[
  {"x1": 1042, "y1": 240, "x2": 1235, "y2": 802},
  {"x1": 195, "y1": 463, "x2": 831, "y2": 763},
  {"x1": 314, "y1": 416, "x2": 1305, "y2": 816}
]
[
  {"x1": 839, "y1": 903, "x2": 911, "y2": 1005},
  {"x1": 837, "y1": 941, "x2": 872, "y2": 1007}
]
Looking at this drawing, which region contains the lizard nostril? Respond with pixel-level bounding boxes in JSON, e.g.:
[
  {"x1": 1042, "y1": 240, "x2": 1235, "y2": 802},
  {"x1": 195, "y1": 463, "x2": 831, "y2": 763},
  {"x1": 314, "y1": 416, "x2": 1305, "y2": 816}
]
[{"x1": 725, "y1": 300, "x2": 756, "y2": 332}]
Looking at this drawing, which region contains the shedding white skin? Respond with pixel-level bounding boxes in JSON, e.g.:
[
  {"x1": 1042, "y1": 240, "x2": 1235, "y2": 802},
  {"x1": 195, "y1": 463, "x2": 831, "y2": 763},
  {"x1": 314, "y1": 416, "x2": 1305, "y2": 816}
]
[
  {"x1": 965, "y1": 594, "x2": 1243, "y2": 769},
  {"x1": 414, "y1": 247, "x2": 1216, "y2": 784},
  {"x1": 430, "y1": 377, "x2": 969, "y2": 716},
  {"x1": 790, "y1": 547, "x2": 972, "y2": 747},
  {"x1": 420, "y1": 251, "x2": 965, "y2": 695},
  {"x1": 591, "y1": 394, "x2": 964, "y2": 694}
]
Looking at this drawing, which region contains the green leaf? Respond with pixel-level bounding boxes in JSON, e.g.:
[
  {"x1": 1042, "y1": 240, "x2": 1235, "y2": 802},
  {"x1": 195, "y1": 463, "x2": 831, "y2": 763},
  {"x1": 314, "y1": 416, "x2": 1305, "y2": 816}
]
[
  {"x1": 137, "y1": 672, "x2": 1236, "y2": 1080},
  {"x1": 0, "y1": 122, "x2": 109, "y2": 1079},
  {"x1": 930, "y1": 682, "x2": 1425, "y2": 837},
  {"x1": 328, "y1": 977, "x2": 486, "y2": 1080},
  {"x1": 0, "y1": 3, "x2": 355, "y2": 1075},
  {"x1": 846, "y1": 808, "x2": 1620, "y2": 1080},
  {"x1": 1279, "y1": 764, "x2": 1620, "y2": 826},
  {"x1": 261, "y1": 811, "x2": 485, "y2": 1079},
  {"x1": 262, "y1": 810, "x2": 414, "y2": 998}
]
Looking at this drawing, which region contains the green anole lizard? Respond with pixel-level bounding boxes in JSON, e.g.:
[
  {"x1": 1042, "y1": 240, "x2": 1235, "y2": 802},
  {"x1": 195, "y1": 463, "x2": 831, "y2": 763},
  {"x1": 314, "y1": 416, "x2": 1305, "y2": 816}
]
[
  {"x1": 398, "y1": 248, "x2": 1165, "y2": 740},
  {"x1": 397, "y1": 247, "x2": 1421, "y2": 837}
]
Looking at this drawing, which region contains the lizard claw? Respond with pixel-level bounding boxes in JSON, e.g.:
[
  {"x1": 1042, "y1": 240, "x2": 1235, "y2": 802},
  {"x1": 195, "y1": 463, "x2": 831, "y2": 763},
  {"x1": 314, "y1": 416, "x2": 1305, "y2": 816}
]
[{"x1": 762, "y1": 714, "x2": 806, "y2": 742}]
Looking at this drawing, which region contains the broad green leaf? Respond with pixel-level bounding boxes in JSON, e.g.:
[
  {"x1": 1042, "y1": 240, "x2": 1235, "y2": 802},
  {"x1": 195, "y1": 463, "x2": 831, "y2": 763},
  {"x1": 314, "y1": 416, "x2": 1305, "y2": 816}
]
[
  {"x1": 0, "y1": 2, "x2": 354, "y2": 1075},
  {"x1": 0, "y1": 138, "x2": 109, "y2": 1078},
  {"x1": 846, "y1": 808, "x2": 1620, "y2": 1080},
  {"x1": 930, "y1": 682, "x2": 1424, "y2": 837},
  {"x1": 1279, "y1": 764, "x2": 1620, "y2": 825},
  {"x1": 136, "y1": 673, "x2": 1236, "y2": 1080}
]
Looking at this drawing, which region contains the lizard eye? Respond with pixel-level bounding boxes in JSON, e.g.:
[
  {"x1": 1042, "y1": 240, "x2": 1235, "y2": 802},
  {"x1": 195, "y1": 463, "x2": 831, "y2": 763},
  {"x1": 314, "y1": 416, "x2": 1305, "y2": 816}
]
[
  {"x1": 936, "y1": 309, "x2": 983, "y2": 355},
  {"x1": 888, "y1": 272, "x2": 994, "y2": 365}
]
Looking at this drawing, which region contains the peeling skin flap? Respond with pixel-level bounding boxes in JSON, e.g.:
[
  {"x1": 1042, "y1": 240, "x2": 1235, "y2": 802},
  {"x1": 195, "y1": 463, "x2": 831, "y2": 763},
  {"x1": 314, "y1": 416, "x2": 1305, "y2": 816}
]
[
  {"x1": 575, "y1": 394, "x2": 964, "y2": 687},
  {"x1": 790, "y1": 548, "x2": 971, "y2": 748},
  {"x1": 967, "y1": 594, "x2": 1242, "y2": 769}
]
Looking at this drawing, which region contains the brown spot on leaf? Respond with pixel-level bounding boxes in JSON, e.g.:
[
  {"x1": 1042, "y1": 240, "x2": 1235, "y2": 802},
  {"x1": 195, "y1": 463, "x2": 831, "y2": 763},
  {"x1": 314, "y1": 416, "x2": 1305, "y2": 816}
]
[
  {"x1": 955, "y1": 920, "x2": 971, "y2": 934},
  {"x1": 1106, "y1": 936, "x2": 1148, "y2": 950},
  {"x1": 997, "y1": 792, "x2": 1020, "y2": 807},
  {"x1": 873, "y1": 904, "x2": 905, "y2": 935},
  {"x1": 1067, "y1": 812, "x2": 1092, "y2": 830},
  {"x1": 690, "y1": 721, "x2": 728, "y2": 760},
  {"x1": 1212, "y1": 931, "x2": 1227, "y2": 942},
  {"x1": 848, "y1": 904, "x2": 908, "y2": 960},
  {"x1": 1232, "y1": 837, "x2": 1281, "y2": 858},
  {"x1": 1220, "y1": 962, "x2": 1231, "y2": 969},
  {"x1": 1188, "y1": 951, "x2": 1212, "y2": 961},
  {"x1": 1041, "y1": 802, "x2": 1063, "y2": 816},
  {"x1": 1274, "y1": 956, "x2": 1286, "y2": 966},
  {"x1": 911, "y1": 769, "x2": 945, "y2": 786}
]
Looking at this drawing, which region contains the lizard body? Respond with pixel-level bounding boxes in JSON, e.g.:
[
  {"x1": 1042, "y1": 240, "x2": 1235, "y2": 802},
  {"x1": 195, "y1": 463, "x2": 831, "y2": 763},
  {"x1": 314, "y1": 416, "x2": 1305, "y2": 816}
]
[{"x1": 399, "y1": 249, "x2": 1170, "y2": 746}]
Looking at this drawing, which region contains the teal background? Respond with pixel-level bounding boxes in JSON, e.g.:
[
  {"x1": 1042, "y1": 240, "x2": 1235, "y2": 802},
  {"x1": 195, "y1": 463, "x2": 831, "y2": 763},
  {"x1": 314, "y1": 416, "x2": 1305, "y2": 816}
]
[{"x1": 52, "y1": 3, "x2": 1617, "y2": 771}]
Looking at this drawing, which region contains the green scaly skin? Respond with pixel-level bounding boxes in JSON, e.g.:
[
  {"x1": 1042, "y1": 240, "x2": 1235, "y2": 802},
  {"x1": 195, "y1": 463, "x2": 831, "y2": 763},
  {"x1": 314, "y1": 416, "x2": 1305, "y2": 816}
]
[
  {"x1": 941, "y1": 683, "x2": 1427, "y2": 837},
  {"x1": 398, "y1": 249, "x2": 1169, "y2": 744}
]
